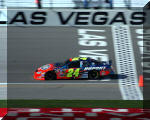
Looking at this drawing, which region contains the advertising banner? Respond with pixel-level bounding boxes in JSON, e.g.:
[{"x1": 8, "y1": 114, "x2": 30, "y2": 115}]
[{"x1": 5, "y1": 9, "x2": 146, "y2": 26}]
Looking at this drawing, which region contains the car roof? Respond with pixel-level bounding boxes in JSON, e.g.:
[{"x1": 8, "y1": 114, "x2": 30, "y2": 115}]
[{"x1": 70, "y1": 57, "x2": 93, "y2": 62}]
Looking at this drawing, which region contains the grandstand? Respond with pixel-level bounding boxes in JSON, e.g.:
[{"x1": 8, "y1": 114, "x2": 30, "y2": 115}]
[{"x1": 0, "y1": 0, "x2": 149, "y2": 8}]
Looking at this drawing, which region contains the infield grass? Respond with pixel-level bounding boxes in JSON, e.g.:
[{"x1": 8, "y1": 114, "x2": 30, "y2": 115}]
[{"x1": 0, "y1": 100, "x2": 143, "y2": 108}]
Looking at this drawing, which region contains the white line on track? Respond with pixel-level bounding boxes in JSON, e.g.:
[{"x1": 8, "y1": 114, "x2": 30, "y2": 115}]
[
  {"x1": 0, "y1": 83, "x2": 117, "y2": 85},
  {"x1": 87, "y1": 80, "x2": 99, "y2": 81},
  {"x1": 88, "y1": 79, "x2": 110, "y2": 82},
  {"x1": 100, "y1": 79, "x2": 111, "y2": 82}
]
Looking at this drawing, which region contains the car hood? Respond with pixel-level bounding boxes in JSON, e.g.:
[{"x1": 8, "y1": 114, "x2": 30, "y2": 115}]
[{"x1": 38, "y1": 64, "x2": 55, "y2": 71}]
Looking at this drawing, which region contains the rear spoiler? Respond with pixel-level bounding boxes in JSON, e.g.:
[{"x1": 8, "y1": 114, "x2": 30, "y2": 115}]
[{"x1": 109, "y1": 60, "x2": 112, "y2": 65}]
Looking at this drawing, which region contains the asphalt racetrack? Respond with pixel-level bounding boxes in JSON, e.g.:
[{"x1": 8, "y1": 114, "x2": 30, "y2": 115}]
[{"x1": 4, "y1": 26, "x2": 143, "y2": 100}]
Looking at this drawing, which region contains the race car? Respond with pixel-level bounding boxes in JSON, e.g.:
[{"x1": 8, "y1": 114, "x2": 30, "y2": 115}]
[{"x1": 33, "y1": 57, "x2": 115, "y2": 80}]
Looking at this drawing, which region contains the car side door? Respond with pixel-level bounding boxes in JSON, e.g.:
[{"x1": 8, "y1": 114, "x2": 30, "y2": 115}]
[{"x1": 66, "y1": 61, "x2": 80, "y2": 78}]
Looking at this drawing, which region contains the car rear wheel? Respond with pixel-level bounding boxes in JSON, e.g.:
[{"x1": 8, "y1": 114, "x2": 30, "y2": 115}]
[
  {"x1": 44, "y1": 71, "x2": 56, "y2": 80},
  {"x1": 88, "y1": 70, "x2": 99, "y2": 79}
]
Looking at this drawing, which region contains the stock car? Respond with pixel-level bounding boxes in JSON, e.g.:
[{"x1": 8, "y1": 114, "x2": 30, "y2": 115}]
[{"x1": 33, "y1": 57, "x2": 115, "y2": 80}]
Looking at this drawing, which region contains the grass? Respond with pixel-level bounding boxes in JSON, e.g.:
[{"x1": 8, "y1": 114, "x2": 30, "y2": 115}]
[
  {"x1": 0, "y1": 100, "x2": 7, "y2": 108},
  {"x1": 0, "y1": 100, "x2": 143, "y2": 108}
]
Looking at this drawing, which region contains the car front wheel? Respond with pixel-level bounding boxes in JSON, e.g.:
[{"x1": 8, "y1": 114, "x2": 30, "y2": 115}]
[{"x1": 44, "y1": 71, "x2": 56, "y2": 80}]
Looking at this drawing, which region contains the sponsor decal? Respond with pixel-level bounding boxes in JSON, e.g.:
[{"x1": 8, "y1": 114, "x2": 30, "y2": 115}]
[
  {"x1": 84, "y1": 66, "x2": 106, "y2": 70},
  {"x1": 40, "y1": 64, "x2": 50, "y2": 70},
  {"x1": 41, "y1": 72, "x2": 45, "y2": 76},
  {"x1": 36, "y1": 72, "x2": 42, "y2": 74}
]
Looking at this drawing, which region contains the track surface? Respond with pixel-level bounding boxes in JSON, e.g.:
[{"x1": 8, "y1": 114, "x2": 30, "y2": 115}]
[
  {"x1": 0, "y1": 26, "x2": 142, "y2": 100},
  {"x1": 8, "y1": 27, "x2": 117, "y2": 83},
  {"x1": 7, "y1": 83, "x2": 120, "y2": 100}
]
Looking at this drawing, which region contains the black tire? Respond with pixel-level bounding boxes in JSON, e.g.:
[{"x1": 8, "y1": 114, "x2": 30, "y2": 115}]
[
  {"x1": 88, "y1": 70, "x2": 99, "y2": 79},
  {"x1": 44, "y1": 71, "x2": 56, "y2": 80}
]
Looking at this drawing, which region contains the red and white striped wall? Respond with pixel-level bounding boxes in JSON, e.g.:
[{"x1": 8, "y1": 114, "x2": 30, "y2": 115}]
[{"x1": 1, "y1": 108, "x2": 150, "y2": 120}]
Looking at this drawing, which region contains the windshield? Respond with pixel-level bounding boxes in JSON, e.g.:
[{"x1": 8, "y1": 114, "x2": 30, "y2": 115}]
[
  {"x1": 54, "y1": 59, "x2": 71, "y2": 67},
  {"x1": 64, "y1": 59, "x2": 71, "y2": 64}
]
